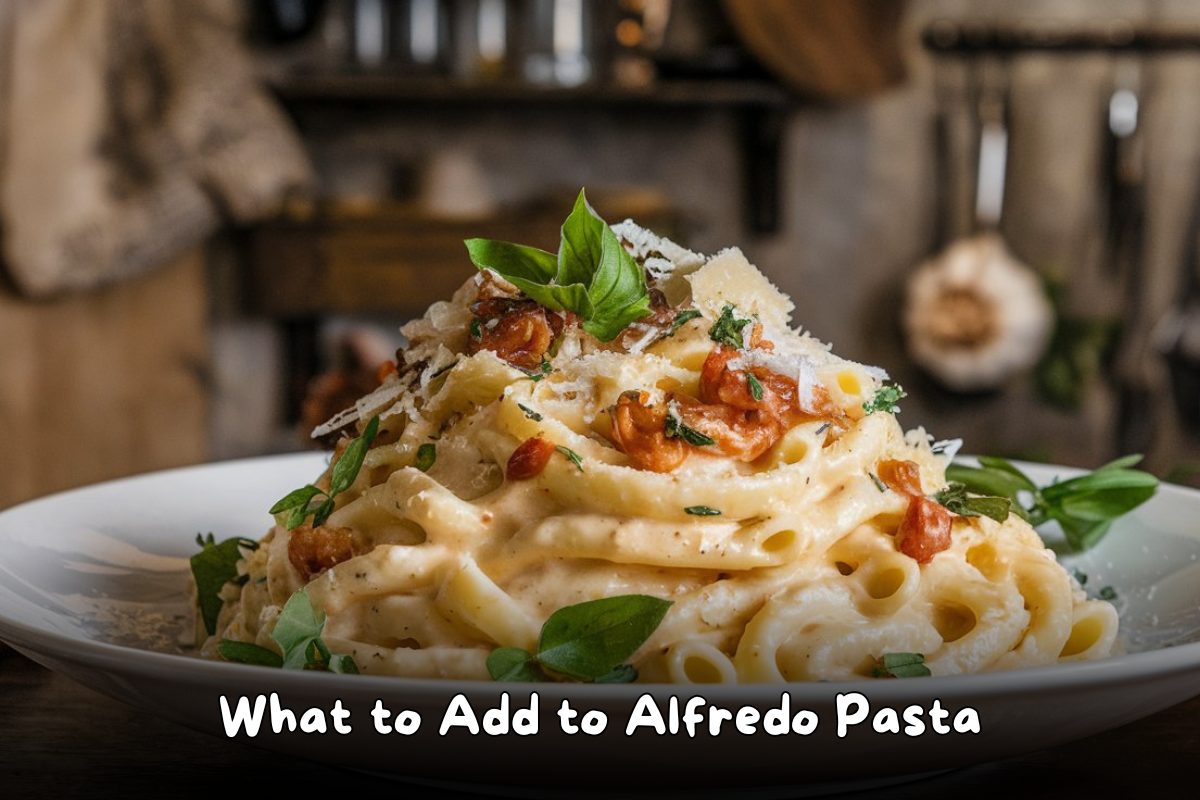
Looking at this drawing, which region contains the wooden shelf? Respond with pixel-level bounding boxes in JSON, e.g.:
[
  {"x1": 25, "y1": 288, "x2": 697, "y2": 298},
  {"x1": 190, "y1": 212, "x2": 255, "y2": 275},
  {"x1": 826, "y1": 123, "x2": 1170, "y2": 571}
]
[
  {"x1": 270, "y1": 72, "x2": 792, "y2": 108},
  {"x1": 245, "y1": 197, "x2": 678, "y2": 318},
  {"x1": 269, "y1": 72, "x2": 793, "y2": 234}
]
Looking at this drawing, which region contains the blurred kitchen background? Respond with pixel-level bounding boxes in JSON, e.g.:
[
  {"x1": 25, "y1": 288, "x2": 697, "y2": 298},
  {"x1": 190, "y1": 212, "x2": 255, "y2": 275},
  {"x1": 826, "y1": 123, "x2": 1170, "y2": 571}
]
[{"x1": 6, "y1": 0, "x2": 1200, "y2": 509}]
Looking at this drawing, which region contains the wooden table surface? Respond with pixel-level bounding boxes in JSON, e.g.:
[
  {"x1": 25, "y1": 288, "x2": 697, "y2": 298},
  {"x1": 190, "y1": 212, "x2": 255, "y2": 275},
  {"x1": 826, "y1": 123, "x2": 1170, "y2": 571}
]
[{"x1": 3, "y1": 645, "x2": 1199, "y2": 799}]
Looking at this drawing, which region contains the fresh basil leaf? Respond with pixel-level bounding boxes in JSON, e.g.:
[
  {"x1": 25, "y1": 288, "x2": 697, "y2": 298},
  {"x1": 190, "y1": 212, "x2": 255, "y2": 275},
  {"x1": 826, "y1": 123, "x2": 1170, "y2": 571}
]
[
  {"x1": 329, "y1": 415, "x2": 380, "y2": 496},
  {"x1": 463, "y1": 189, "x2": 650, "y2": 342},
  {"x1": 328, "y1": 653, "x2": 360, "y2": 674},
  {"x1": 1053, "y1": 513, "x2": 1113, "y2": 552},
  {"x1": 518, "y1": 403, "x2": 543, "y2": 422},
  {"x1": 1099, "y1": 586, "x2": 1118, "y2": 601},
  {"x1": 708, "y1": 304, "x2": 752, "y2": 349},
  {"x1": 974, "y1": 456, "x2": 1038, "y2": 491},
  {"x1": 559, "y1": 189, "x2": 609, "y2": 289},
  {"x1": 464, "y1": 239, "x2": 559, "y2": 294},
  {"x1": 487, "y1": 647, "x2": 546, "y2": 682},
  {"x1": 945, "y1": 463, "x2": 1032, "y2": 506},
  {"x1": 272, "y1": 589, "x2": 327, "y2": 670},
  {"x1": 537, "y1": 595, "x2": 673, "y2": 681},
  {"x1": 1054, "y1": 483, "x2": 1159, "y2": 522},
  {"x1": 1039, "y1": 469, "x2": 1158, "y2": 510},
  {"x1": 191, "y1": 535, "x2": 254, "y2": 636},
  {"x1": 581, "y1": 223, "x2": 651, "y2": 341},
  {"x1": 594, "y1": 664, "x2": 638, "y2": 683},
  {"x1": 416, "y1": 442, "x2": 437, "y2": 472},
  {"x1": 555, "y1": 445, "x2": 584, "y2": 472},
  {"x1": 1097, "y1": 454, "x2": 1146, "y2": 471},
  {"x1": 217, "y1": 640, "x2": 284, "y2": 668}
]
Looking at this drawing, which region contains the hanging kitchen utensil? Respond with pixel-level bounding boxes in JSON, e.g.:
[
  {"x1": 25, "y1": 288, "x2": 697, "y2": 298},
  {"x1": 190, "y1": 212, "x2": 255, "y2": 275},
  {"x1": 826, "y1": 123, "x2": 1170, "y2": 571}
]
[{"x1": 903, "y1": 55, "x2": 1054, "y2": 393}]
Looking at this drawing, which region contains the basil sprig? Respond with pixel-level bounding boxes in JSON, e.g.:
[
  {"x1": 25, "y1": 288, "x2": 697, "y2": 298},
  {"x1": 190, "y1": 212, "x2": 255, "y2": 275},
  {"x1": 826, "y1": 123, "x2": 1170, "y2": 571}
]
[
  {"x1": 270, "y1": 415, "x2": 380, "y2": 529},
  {"x1": 217, "y1": 587, "x2": 359, "y2": 674},
  {"x1": 464, "y1": 189, "x2": 651, "y2": 342},
  {"x1": 191, "y1": 533, "x2": 259, "y2": 636},
  {"x1": 486, "y1": 594, "x2": 672, "y2": 683},
  {"x1": 945, "y1": 454, "x2": 1158, "y2": 551}
]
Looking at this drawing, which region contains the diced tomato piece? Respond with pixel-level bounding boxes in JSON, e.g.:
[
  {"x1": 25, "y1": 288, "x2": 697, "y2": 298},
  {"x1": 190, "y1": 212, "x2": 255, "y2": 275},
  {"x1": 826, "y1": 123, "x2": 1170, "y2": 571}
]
[
  {"x1": 877, "y1": 459, "x2": 924, "y2": 497},
  {"x1": 896, "y1": 496, "x2": 953, "y2": 565},
  {"x1": 506, "y1": 436, "x2": 557, "y2": 480}
]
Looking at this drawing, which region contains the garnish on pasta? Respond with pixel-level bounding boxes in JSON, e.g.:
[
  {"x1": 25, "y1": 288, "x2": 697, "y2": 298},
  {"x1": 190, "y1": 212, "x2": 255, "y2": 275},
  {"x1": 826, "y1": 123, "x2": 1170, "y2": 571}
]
[{"x1": 196, "y1": 194, "x2": 1155, "y2": 682}]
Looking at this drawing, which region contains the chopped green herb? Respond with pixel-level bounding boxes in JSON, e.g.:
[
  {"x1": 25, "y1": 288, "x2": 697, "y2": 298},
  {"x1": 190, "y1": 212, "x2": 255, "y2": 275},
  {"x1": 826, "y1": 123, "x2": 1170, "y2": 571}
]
[
  {"x1": 1099, "y1": 586, "x2": 1118, "y2": 601},
  {"x1": 523, "y1": 362, "x2": 553, "y2": 381},
  {"x1": 868, "y1": 473, "x2": 887, "y2": 493},
  {"x1": 191, "y1": 533, "x2": 259, "y2": 636},
  {"x1": 416, "y1": 443, "x2": 437, "y2": 472},
  {"x1": 932, "y1": 482, "x2": 1012, "y2": 524},
  {"x1": 664, "y1": 412, "x2": 716, "y2": 447},
  {"x1": 660, "y1": 308, "x2": 703, "y2": 340},
  {"x1": 873, "y1": 652, "x2": 931, "y2": 678},
  {"x1": 863, "y1": 384, "x2": 907, "y2": 415},
  {"x1": 487, "y1": 594, "x2": 672, "y2": 683},
  {"x1": 1071, "y1": 569, "x2": 1088, "y2": 586},
  {"x1": 685, "y1": 506, "x2": 722, "y2": 516},
  {"x1": 708, "y1": 304, "x2": 753, "y2": 350},
  {"x1": 270, "y1": 416, "x2": 381, "y2": 530},
  {"x1": 747, "y1": 373, "x2": 764, "y2": 401},
  {"x1": 555, "y1": 445, "x2": 584, "y2": 472},
  {"x1": 218, "y1": 588, "x2": 358, "y2": 674},
  {"x1": 469, "y1": 318, "x2": 482, "y2": 339},
  {"x1": 464, "y1": 189, "x2": 651, "y2": 342},
  {"x1": 945, "y1": 454, "x2": 1158, "y2": 552},
  {"x1": 518, "y1": 403, "x2": 544, "y2": 422}
]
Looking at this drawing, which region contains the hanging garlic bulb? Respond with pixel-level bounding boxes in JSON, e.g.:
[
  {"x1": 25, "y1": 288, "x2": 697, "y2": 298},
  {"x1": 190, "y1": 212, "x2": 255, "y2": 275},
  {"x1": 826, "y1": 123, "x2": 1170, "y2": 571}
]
[{"x1": 903, "y1": 233, "x2": 1054, "y2": 392}]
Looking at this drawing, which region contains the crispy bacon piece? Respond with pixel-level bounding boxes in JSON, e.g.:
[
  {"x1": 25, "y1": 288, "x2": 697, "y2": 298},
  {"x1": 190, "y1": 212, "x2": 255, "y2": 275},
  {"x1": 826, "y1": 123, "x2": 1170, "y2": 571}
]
[
  {"x1": 288, "y1": 523, "x2": 362, "y2": 583},
  {"x1": 468, "y1": 298, "x2": 565, "y2": 371},
  {"x1": 611, "y1": 391, "x2": 689, "y2": 473},
  {"x1": 896, "y1": 496, "x2": 953, "y2": 564},
  {"x1": 506, "y1": 436, "x2": 557, "y2": 480},
  {"x1": 877, "y1": 459, "x2": 924, "y2": 497}
]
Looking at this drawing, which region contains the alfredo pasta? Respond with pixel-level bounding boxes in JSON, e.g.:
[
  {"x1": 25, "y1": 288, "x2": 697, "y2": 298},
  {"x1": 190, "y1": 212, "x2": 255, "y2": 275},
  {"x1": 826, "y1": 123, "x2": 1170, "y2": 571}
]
[{"x1": 203, "y1": 200, "x2": 1118, "y2": 683}]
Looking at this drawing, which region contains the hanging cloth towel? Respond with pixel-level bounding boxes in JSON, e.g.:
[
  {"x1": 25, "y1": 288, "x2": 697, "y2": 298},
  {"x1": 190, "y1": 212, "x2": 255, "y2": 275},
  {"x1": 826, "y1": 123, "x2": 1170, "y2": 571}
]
[{"x1": 0, "y1": 0, "x2": 313, "y2": 298}]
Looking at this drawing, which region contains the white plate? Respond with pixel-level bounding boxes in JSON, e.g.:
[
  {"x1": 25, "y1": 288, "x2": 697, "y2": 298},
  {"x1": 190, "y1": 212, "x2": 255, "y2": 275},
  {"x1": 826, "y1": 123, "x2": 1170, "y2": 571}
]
[{"x1": 1, "y1": 454, "x2": 1199, "y2": 797}]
